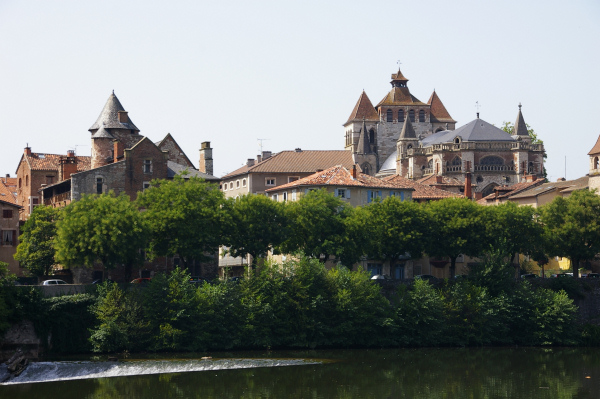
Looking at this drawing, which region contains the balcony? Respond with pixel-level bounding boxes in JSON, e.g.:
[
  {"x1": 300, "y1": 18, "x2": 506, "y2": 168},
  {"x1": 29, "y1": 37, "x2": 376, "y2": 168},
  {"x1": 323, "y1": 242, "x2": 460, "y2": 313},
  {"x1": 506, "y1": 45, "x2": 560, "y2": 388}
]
[
  {"x1": 474, "y1": 164, "x2": 515, "y2": 172},
  {"x1": 44, "y1": 191, "x2": 71, "y2": 206}
]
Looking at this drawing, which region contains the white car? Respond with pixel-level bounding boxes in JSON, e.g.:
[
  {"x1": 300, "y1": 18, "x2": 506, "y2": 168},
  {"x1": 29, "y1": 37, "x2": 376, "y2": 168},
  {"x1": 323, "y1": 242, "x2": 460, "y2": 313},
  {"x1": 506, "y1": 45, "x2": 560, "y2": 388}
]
[{"x1": 42, "y1": 279, "x2": 68, "y2": 285}]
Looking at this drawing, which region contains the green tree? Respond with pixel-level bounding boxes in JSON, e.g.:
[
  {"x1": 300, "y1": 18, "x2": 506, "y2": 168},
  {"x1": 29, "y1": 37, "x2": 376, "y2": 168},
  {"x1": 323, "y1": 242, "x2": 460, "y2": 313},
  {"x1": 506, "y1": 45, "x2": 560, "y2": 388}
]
[
  {"x1": 425, "y1": 198, "x2": 486, "y2": 278},
  {"x1": 136, "y1": 176, "x2": 224, "y2": 267},
  {"x1": 222, "y1": 194, "x2": 289, "y2": 269},
  {"x1": 501, "y1": 121, "x2": 543, "y2": 145},
  {"x1": 14, "y1": 205, "x2": 60, "y2": 279},
  {"x1": 55, "y1": 192, "x2": 146, "y2": 280},
  {"x1": 278, "y1": 189, "x2": 352, "y2": 263},
  {"x1": 540, "y1": 189, "x2": 600, "y2": 279},
  {"x1": 360, "y1": 197, "x2": 429, "y2": 273}
]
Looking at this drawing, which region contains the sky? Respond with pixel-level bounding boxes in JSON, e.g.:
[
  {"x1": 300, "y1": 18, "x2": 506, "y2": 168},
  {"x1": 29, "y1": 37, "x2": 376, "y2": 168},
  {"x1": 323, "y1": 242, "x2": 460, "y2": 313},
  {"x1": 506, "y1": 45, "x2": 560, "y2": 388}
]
[{"x1": 1, "y1": 0, "x2": 599, "y2": 182}]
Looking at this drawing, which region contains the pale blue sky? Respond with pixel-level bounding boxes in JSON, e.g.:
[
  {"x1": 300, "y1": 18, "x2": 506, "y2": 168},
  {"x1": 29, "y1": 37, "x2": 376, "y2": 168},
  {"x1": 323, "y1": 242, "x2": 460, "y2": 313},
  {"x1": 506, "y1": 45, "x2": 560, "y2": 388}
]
[{"x1": 1, "y1": 0, "x2": 599, "y2": 182}]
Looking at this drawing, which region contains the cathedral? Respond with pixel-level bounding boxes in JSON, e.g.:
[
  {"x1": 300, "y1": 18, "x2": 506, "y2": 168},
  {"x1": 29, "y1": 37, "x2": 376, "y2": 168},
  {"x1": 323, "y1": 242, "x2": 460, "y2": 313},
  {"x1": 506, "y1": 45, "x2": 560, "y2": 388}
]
[{"x1": 346, "y1": 68, "x2": 545, "y2": 197}]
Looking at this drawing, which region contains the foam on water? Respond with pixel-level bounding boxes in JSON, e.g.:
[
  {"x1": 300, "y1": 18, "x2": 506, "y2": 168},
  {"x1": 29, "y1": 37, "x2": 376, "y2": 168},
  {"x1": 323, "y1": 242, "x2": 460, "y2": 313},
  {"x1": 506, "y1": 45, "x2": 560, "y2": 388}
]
[{"x1": 1, "y1": 358, "x2": 318, "y2": 385}]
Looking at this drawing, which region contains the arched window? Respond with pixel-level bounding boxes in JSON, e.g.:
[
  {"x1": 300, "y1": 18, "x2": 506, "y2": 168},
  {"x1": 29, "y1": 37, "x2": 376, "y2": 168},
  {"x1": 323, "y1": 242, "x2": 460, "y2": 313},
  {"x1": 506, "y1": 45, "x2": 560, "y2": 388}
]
[
  {"x1": 409, "y1": 110, "x2": 415, "y2": 122},
  {"x1": 481, "y1": 183, "x2": 498, "y2": 198},
  {"x1": 419, "y1": 110, "x2": 425, "y2": 122},
  {"x1": 451, "y1": 156, "x2": 461, "y2": 166},
  {"x1": 427, "y1": 159, "x2": 433, "y2": 169},
  {"x1": 398, "y1": 109, "x2": 404, "y2": 122},
  {"x1": 595, "y1": 157, "x2": 599, "y2": 170},
  {"x1": 528, "y1": 162, "x2": 535, "y2": 174},
  {"x1": 369, "y1": 129, "x2": 375, "y2": 144},
  {"x1": 386, "y1": 109, "x2": 393, "y2": 122},
  {"x1": 480, "y1": 156, "x2": 504, "y2": 165},
  {"x1": 436, "y1": 127, "x2": 444, "y2": 133},
  {"x1": 362, "y1": 163, "x2": 372, "y2": 175}
]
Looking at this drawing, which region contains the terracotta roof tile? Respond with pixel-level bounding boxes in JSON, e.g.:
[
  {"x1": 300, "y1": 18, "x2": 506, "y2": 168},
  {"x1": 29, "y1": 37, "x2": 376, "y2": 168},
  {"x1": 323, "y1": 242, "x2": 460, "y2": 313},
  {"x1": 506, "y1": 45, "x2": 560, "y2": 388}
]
[
  {"x1": 382, "y1": 174, "x2": 463, "y2": 200},
  {"x1": 376, "y1": 87, "x2": 426, "y2": 107},
  {"x1": 265, "y1": 165, "x2": 408, "y2": 192},
  {"x1": 26, "y1": 153, "x2": 91, "y2": 172},
  {"x1": 427, "y1": 91, "x2": 456, "y2": 123},
  {"x1": 222, "y1": 150, "x2": 355, "y2": 179},
  {"x1": 417, "y1": 174, "x2": 466, "y2": 187},
  {"x1": 588, "y1": 134, "x2": 600, "y2": 155},
  {"x1": 0, "y1": 180, "x2": 17, "y2": 204},
  {"x1": 345, "y1": 91, "x2": 379, "y2": 124},
  {"x1": 509, "y1": 176, "x2": 588, "y2": 199}
]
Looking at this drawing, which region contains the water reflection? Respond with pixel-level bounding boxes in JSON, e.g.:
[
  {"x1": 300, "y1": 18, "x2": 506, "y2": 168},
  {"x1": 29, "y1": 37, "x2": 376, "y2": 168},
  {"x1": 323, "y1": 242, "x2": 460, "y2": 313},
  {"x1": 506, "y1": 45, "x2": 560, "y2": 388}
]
[{"x1": 1, "y1": 348, "x2": 599, "y2": 399}]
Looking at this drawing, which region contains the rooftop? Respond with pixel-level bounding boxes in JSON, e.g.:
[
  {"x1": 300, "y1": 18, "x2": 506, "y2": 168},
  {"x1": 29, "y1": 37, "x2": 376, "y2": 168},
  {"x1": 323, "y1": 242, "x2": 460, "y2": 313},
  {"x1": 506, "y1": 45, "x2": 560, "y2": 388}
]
[{"x1": 382, "y1": 175, "x2": 463, "y2": 200}]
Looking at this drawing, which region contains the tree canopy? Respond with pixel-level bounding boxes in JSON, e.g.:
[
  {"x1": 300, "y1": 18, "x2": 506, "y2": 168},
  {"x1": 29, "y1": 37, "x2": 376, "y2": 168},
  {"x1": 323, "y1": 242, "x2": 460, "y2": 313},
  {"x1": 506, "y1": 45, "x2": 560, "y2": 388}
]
[
  {"x1": 14, "y1": 205, "x2": 61, "y2": 278},
  {"x1": 136, "y1": 176, "x2": 224, "y2": 266},
  {"x1": 55, "y1": 192, "x2": 146, "y2": 277},
  {"x1": 540, "y1": 189, "x2": 600, "y2": 278}
]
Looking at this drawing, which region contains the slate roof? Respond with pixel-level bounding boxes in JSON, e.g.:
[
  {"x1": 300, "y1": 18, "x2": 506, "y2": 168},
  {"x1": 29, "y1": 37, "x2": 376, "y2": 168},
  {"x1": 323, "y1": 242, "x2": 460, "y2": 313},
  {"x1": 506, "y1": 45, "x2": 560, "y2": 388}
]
[
  {"x1": 513, "y1": 106, "x2": 529, "y2": 137},
  {"x1": 399, "y1": 117, "x2": 417, "y2": 140},
  {"x1": 345, "y1": 91, "x2": 379, "y2": 124},
  {"x1": 222, "y1": 150, "x2": 355, "y2": 179},
  {"x1": 588, "y1": 134, "x2": 600, "y2": 155},
  {"x1": 91, "y1": 126, "x2": 115, "y2": 139},
  {"x1": 382, "y1": 174, "x2": 463, "y2": 200},
  {"x1": 421, "y1": 118, "x2": 515, "y2": 146},
  {"x1": 265, "y1": 165, "x2": 409, "y2": 192},
  {"x1": 23, "y1": 153, "x2": 91, "y2": 172},
  {"x1": 0, "y1": 180, "x2": 17, "y2": 204},
  {"x1": 508, "y1": 176, "x2": 588, "y2": 199},
  {"x1": 167, "y1": 161, "x2": 219, "y2": 181},
  {"x1": 89, "y1": 92, "x2": 140, "y2": 132},
  {"x1": 428, "y1": 91, "x2": 456, "y2": 123}
]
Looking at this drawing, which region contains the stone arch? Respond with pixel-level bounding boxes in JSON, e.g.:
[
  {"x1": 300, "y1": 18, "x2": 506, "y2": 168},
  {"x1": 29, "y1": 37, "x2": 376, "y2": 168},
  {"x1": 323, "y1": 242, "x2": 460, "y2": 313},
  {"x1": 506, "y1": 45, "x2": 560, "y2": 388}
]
[
  {"x1": 361, "y1": 162, "x2": 372, "y2": 176},
  {"x1": 481, "y1": 183, "x2": 498, "y2": 198},
  {"x1": 594, "y1": 156, "x2": 599, "y2": 170},
  {"x1": 435, "y1": 127, "x2": 444, "y2": 133}
]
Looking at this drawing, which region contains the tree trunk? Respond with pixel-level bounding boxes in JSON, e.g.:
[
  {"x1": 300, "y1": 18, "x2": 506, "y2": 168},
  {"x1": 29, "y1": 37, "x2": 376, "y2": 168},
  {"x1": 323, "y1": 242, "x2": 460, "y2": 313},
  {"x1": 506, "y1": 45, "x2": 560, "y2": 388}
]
[
  {"x1": 450, "y1": 256, "x2": 457, "y2": 279},
  {"x1": 512, "y1": 252, "x2": 520, "y2": 280},
  {"x1": 572, "y1": 258, "x2": 580, "y2": 279}
]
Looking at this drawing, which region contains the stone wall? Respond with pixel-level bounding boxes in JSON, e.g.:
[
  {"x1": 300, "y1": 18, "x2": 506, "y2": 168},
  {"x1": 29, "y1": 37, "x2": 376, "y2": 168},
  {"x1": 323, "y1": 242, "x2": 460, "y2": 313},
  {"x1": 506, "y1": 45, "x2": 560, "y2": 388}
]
[{"x1": 71, "y1": 161, "x2": 127, "y2": 201}]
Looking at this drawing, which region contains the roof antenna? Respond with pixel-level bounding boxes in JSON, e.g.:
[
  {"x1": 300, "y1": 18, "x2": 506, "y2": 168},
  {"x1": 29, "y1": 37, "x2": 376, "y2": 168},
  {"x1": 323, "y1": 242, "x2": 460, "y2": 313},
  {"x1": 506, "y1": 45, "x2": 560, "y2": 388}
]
[
  {"x1": 257, "y1": 138, "x2": 270, "y2": 154},
  {"x1": 475, "y1": 101, "x2": 481, "y2": 119}
]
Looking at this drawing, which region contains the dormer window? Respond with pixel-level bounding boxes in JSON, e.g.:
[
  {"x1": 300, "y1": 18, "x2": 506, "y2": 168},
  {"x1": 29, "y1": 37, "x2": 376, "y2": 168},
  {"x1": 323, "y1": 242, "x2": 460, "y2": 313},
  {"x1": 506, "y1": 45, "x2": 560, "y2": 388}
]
[{"x1": 454, "y1": 137, "x2": 461, "y2": 144}]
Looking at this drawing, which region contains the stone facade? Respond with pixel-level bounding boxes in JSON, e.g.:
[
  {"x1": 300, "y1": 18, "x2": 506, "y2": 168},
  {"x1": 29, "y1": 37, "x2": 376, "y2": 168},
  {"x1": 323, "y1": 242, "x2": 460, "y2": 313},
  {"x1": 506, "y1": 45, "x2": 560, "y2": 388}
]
[{"x1": 0, "y1": 200, "x2": 20, "y2": 276}]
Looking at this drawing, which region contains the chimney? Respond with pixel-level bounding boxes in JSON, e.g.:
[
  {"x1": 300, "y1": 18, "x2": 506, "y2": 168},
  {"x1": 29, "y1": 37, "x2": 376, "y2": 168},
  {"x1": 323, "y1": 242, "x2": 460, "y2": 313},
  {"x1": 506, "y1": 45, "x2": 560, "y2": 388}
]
[
  {"x1": 464, "y1": 161, "x2": 472, "y2": 199},
  {"x1": 59, "y1": 151, "x2": 78, "y2": 181},
  {"x1": 557, "y1": 177, "x2": 566, "y2": 182},
  {"x1": 247, "y1": 159, "x2": 255, "y2": 167},
  {"x1": 24, "y1": 146, "x2": 31, "y2": 156},
  {"x1": 435, "y1": 175, "x2": 443, "y2": 184},
  {"x1": 351, "y1": 164, "x2": 357, "y2": 179},
  {"x1": 113, "y1": 140, "x2": 124, "y2": 163},
  {"x1": 117, "y1": 111, "x2": 129, "y2": 123},
  {"x1": 262, "y1": 151, "x2": 272, "y2": 160},
  {"x1": 199, "y1": 141, "x2": 213, "y2": 175},
  {"x1": 295, "y1": 148, "x2": 302, "y2": 152},
  {"x1": 256, "y1": 154, "x2": 262, "y2": 163},
  {"x1": 524, "y1": 175, "x2": 537, "y2": 183},
  {"x1": 5, "y1": 174, "x2": 9, "y2": 179}
]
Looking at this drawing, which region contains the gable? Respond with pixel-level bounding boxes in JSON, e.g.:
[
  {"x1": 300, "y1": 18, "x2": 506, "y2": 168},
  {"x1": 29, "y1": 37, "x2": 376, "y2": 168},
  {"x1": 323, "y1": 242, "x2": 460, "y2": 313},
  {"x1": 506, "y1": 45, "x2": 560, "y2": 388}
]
[{"x1": 157, "y1": 133, "x2": 195, "y2": 168}]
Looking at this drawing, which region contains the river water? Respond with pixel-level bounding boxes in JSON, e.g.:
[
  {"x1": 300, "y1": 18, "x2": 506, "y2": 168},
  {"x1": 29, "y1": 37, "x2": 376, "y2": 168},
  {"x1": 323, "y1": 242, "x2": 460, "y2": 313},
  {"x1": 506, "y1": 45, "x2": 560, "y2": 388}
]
[{"x1": 1, "y1": 347, "x2": 599, "y2": 398}]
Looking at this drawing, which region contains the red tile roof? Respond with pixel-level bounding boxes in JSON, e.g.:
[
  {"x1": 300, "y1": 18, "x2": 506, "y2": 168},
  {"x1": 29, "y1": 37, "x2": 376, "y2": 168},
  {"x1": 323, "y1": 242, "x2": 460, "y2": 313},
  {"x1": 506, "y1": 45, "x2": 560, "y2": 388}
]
[
  {"x1": 427, "y1": 91, "x2": 456, "y2": 123},
  {"x1": 265, "y1": 165, "x2": 410, "y2": 192},
  {"x1": 588, "y1": 134, "x2": 600, "y2": 155},
  {"x1": 0, "y1": 180, "x2": 17, "y2": 204},
  {"x1": 382, "y1": 174, "x2": 463, "y2": 200},
  {"x1": 417, "y1": 174, "x2": 466, "y2": 187},
  {"x1": 345, "y1": 91, "x2": 380, "y2": 124},
  {"x1": 26, "y1": 153, "x2": 91, "y2": 172},
  {"x1": 222, "y1": 150, "x2": 355, "y2": 179}
]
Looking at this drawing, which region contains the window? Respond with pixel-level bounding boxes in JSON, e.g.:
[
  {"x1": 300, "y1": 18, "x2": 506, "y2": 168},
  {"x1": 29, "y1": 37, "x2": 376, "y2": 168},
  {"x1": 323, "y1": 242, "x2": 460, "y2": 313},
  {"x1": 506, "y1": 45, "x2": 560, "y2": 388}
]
[
  {"x1": 292, "y1": 189, "x2": 297, "y2": 201},
  {"x1": 229, "y1": 182, "x2": 233, "y2": 190},
  {"x1": 223, "y1": 183, "x2": 227, "y2": 191},
  {"x1": 18, "y1": 178, "x2": 21, "y2": 188},
  {"x1": 266, "y1": 178, "x2": 276, "y2": 186},
  {"x1": 367, "y1": 263, "x2": 382, "y2": 277},
  {"x1": 26, "y1": 176, "x2": 28, "y2": 186},
  {"x1": 369, "y1": 129, "x2": 375, "y2": 144},
  {"x1": 143, "y1": 159, "x2": 152, "y2": 174},
  {"x1": 143, "y1": 182, "x2": 151, "y2": 191},
  {"x1": 3, "y1": 209, "x2": 13, "y2": 219},
  {"x1": 393, "y1": 263, "x2": 405, "y2": 280},
  {"x1": 419, "y1": 110, "x2": 425, "y2": 122},
  {"x1": 335, "y1": 188, "x2": 350, "y2": 199},
  {"x1": 288, "y1": 177, "x2": 299, "y2": 183},
  {"x1": 236, "y1": 180, "x2": 240, "y2": 188},
  {"x1": 272, "y1": 194, "x2": 278, "y2": 201},
  {"x1": 480, "y1": 156, "x2": 504, "y2": 165},
  {"x1": 96, "y1": 177, "x2": 104, "y2": 194},
  {"x1": 390, "y1": 191, "x2": 405, "y2": 201},
  {"x1": 409, "y1": 110, "x2": 415, "y2": 122},
  {"x1": 2, "y1": 230, "x2": 15, "y2": 246},
  {"x1": 367, "y1": 190, "x2": 382, "y2": 203},
  {"x1": 242, "y1": 179, "x2": 247, "y2": 187},
  {"x1": 398, "y1": 109, "x2": 404, "y2": 122},
  {"x1": 386, "y1": 109, "x2": 393, "y2": 122},
  {"x1": 283, "y1": 192, "x2": 288, "y2": 201}
]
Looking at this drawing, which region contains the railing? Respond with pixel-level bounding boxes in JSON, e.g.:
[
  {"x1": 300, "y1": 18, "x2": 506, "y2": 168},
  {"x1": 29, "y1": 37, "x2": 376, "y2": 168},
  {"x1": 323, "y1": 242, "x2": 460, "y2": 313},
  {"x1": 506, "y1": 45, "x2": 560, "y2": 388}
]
[
  {"x1": 445, "y1": 165, "x2": 462, "y2": 173},
  {"x1": 423, "y1": 168, "x2": 433, "y2": 175},
  {"x1": 474, "y1": 164, "x2": 515, "y2": 172},
  {"x1": 44, "y1": 192, "x2": 71, "y2": 206},
  {"x1": 406, "y1": 141, "x2": 544, "y2": 157}
]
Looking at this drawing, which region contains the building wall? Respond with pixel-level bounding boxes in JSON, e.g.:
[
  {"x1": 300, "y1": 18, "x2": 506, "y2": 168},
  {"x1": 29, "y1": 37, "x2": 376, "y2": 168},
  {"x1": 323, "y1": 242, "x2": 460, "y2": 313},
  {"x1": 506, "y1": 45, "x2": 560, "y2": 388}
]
[
  {"x1": 71, "y1": 161, "x2": 127, "y2": 201},
  {"x1": 221, "y1": 174, "x2": 251, "y2": 198},
  {"x1": 16, "y1": 159, "x2": 58, "y2": 219},
  {"x1": 0, "y1": 202, "x2": 20, "y2": 276},
  {"x1": 123, "y1": 140, "x2": 168, "y2": 199},
  {"x1": 158, "y1": 136, "x2": 195, "y2": 168}
]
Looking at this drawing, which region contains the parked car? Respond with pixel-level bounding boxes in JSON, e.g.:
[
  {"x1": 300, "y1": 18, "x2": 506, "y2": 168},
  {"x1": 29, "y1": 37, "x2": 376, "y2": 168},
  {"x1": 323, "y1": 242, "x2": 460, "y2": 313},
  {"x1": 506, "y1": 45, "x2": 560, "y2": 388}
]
[
  {"x1": 370, "y1": 274, "x2": 391, "y2": 280},
  {"x1": 585, "y1": 273, "x2": 600, "y2": 279},
  {"x1": 521, "y1": 274, "x2": 538, "y2": 279},
  {"x1": 189, "y1": 277, "x2": 210, "y2": 284},
  {"x1": 42, "y1": 279, "x2": 68, "y2": 285},
  {"x1": 130, "y1": 278, "x2": 152, "y2": 284},
  {"x1": 414, "y1": 275, "x2": 438, "y2": 282},
  {"x1": 557, "y1": 273, "x2": 573, "y2": 278},
  {"x1": 92, "y1": 279, "x2": 116, "y2": 285}
]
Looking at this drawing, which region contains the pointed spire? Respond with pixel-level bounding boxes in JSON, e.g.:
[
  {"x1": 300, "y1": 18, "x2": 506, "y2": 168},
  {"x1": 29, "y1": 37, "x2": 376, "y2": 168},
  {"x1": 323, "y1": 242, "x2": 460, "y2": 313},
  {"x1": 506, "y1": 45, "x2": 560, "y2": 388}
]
[
  {"x1": 428, "y1": 90, "x2": 456, "y2": 123},
  {"x1": 346, "y1": 91, "x2": 379, "y2": 124},
  {"x1": 89, "y1": 92, "x2": 140, "y2": 133},
  {"x1": 356, "y1": 118, "x2": 371, "y2": 154},
  {"x1": 513, "y1": 103, "x2": 529, "y2": 137},
  {"x1": 399, "y1": 116, "x2": 417, "y2": 140},
  {"x1": 391, "y1": 68, "x2": 409, "y2": 88}
]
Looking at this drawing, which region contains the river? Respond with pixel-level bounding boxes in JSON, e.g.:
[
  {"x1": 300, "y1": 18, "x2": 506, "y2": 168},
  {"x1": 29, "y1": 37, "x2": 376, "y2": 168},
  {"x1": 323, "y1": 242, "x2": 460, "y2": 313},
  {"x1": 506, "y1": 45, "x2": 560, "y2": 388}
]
[{"x1": 1, "y1": 347, "x2": 599, "y2": 398}]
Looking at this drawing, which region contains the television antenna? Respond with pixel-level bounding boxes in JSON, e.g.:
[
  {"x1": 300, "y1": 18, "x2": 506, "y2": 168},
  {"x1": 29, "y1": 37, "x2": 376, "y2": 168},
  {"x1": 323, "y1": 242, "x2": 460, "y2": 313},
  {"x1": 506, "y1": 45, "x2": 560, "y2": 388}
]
[{"x1": 257, "y1": 138, "x2": 270, "y2": 153}]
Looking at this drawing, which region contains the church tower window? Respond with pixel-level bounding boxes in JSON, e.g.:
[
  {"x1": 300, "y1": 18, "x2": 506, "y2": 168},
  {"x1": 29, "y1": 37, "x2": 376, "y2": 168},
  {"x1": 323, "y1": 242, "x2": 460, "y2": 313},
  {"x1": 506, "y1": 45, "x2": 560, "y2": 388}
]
[
  {"x1": 409, "y1": 110, "x2": 415, "y2": 122},
  {"x1": 419, "y1": 110, "x2": 425, "y2": 122},
  {"x1": 595, "y1": 156, "x2": 599, "y2": 170},
  {"x1": 398, "y1": 109, "x2": 404, "y2": 122},
  {"x1": 386, "y1": 109, "x2": 393, "y2": 122},
  {"x1": 369, "y1": 129, "x2": 375, "y2": 144}
]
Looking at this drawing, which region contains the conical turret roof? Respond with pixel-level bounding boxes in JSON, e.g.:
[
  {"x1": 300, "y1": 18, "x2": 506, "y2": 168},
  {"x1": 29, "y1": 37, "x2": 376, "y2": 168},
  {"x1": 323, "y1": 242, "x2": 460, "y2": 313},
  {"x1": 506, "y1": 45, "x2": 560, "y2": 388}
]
[
  {"x1": 346, "y1": 91, "x2": 379, "y2": 124},
  {"x1": 399, "y1": 116, "x2": 417, "y2": 140},
  {"x1": 89, "y1": 92, "x2": 140, "y2": 132},
  {"x1": 428, "y1": 90, "x2": 456, "y2": 123},
  {"x1": 512, "y1": 104, "x2": 529, "y2": 137}
]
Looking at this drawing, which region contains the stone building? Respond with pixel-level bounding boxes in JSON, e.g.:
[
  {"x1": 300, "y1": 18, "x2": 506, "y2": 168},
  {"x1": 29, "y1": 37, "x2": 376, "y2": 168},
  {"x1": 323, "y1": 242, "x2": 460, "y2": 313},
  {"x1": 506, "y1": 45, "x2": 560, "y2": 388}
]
[
  {"x1": 344, "y1": 68, "x2": 456, "y2": 175},
  {"x1": 588, "y1": 133, "x2": 600, "y2": 193},
  {"x1": 0, "y1": 178, "x2": 21, "y2": 276}
]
